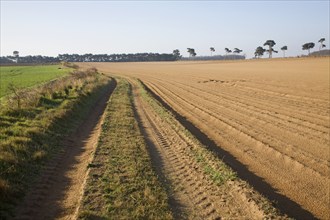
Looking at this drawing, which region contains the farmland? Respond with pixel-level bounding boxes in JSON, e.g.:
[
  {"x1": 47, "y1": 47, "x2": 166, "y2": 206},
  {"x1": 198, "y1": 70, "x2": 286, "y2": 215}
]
[
  {"x1": 0, "y1": 65, "x2": 70, "y2": 97},
  {"x1": 79, "y1": 57, "x2": 330, "y2": 219},
  {"x1": 1, "y1": 58, "x2": 329, "y2": 219},
  {"x1": 78, "y1": 77, "x2": 285, "y2": 219}
]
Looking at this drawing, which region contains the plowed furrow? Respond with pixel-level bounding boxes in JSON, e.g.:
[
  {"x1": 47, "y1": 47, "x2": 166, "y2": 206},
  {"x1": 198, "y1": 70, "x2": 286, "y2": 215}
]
[
  {"x1": 172, "y1": 80, "x2": 329, "y2": 138},
  {"x1": 151, "y1": 80, "x2": 329, "y2": 174},
  {"x1": 146, "y1": 80, "x2": 329, "y2": 176},
  {"x1": 131, "y1": 80, "x2": 263, "y2": 219},
  {"x1": 143, "y1": 80, "x2": 329, "y2": 219},
  {"x1": 77, "y1": 59, "x2": 329, "y2": 220},
  {"x1": 146, "y1": 76, "x2": 329, "y2": 130},
  {"x1": 150, "y1": 77, "x2": 328, "y2": 135}
]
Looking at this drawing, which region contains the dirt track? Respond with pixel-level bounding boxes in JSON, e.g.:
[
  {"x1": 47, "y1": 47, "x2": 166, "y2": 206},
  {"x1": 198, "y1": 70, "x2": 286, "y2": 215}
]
[
  {"x1": 80, "y1": 58, "x2": 330, "y2": 219},
  {"x1": 14, "y1": 81, "x2": 115, "y2": 220}
]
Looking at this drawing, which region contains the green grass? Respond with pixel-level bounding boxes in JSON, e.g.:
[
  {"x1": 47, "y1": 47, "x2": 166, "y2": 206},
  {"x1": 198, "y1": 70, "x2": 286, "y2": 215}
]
[
  {"x1": 0, "y1": 65, "x2": 71, "y2": 97},
  {"x1": 0, "y1": 70, "x2": 111, "y2": 219},
  {"x1": 79, "y1": 78, "x2": 173, "y2": 220}
]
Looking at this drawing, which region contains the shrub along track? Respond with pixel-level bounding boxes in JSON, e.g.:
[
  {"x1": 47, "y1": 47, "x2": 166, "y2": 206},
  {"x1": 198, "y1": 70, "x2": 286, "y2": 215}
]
[
  {"x1": 129, "y1": 79, "x2": 287, "y2": 219},
  {"x1": 14, "y1": 79, "x2": 116, "y2": 220}
]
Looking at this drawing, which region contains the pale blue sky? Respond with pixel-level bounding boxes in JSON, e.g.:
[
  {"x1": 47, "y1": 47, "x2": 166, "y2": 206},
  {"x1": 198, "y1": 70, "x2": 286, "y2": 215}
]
[{"x1": 1, "y1": 1, "x2": 329, "y2": 58}]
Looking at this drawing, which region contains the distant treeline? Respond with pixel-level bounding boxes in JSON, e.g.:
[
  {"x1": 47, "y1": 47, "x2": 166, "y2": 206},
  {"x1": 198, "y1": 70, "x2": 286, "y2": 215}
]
[
  {"x1": 0, "y1": 53, "x2": 181, "y2": 64},
  {"x1": 181, "y1": 54, "x2": 245, "y2": 61},
  {"x1": 0, "y1": 56, "x2": 58, "y2": 64},
  {"x1": 309, "y1": 49, "x2": 330, "y2": 57}
]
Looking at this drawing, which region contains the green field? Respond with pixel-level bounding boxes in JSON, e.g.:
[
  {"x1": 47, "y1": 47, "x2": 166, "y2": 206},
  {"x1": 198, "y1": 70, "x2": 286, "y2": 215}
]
[{"x1": 0, "y1": 65, "x2": 71, "y2": 97}]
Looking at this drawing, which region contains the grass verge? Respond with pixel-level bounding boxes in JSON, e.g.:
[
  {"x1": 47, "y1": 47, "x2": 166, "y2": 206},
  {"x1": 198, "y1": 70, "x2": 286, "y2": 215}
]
[
  {"x1": 0, "y1": 68, "x2": 111, "y2": 219},
  {"x1": 78, "y1": 78, "x2": 173, "y2": 219}
]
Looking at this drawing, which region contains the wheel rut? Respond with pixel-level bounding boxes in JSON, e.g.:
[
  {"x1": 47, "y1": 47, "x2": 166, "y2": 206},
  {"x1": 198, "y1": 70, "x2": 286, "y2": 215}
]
[
  {"x1": 130, "y1": 79, "x2": 265, "y2": 220},
  {"x1": 14, "y1": 80, "x2": 116, "y2": 220}
]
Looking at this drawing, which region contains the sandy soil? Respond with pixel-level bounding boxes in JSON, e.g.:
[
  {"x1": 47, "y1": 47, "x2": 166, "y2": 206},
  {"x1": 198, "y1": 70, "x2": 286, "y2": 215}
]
[
  {"x1": 14, "y1": 81, "x2": 115, "y2": 220},
  {"x1": 130, "y1": 79, "x2": 269, "y2": 219},
  {"x1": 79, "y1": 57, "x2": 330, "y2": 219}
]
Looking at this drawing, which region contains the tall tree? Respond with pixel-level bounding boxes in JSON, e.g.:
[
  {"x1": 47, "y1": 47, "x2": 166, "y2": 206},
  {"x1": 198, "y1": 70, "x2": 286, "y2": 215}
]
[
  {"x1": 233, "y1": 48, "x2": 243, "y2": 54},
  {"x1": 224, "y1": 48, "x2": 232, "y2": 56},
  {"x1": 13, "y1": 51, "x2": 19, "y2": 63},
  {"x1": 173, "y1": 49, "x2": 181, "y2": 60},
  {"x1": 281, "y1": 46, "x2": 288, "y2": 58},
  {"x1": 302, "y1": 42, "x2": 315, "y2": 55},
  {"x1": 254, "y1": 46, "x2": 265, "y2": 58},
  {"x1": 210, "y1": 47, "x2": 215, "y2": 56},
  {"x1": 263, "y1": 40, "x2": 276, "y2": 58},
  {"x1": 266, "y1": 48, "x2": 278, "y2": 57},
  {"x1": 318, "y1": 38, "x2": 326, "y2": 50},
  {"x1": 13, "y1": 51, "x2": 19, "y2": 57},
  {"x1": 187, "y1": 48, "x2": 192, "y2": 57},
  {"x1": 187, "y1": 48, "x2": 196, "y2": 57}
]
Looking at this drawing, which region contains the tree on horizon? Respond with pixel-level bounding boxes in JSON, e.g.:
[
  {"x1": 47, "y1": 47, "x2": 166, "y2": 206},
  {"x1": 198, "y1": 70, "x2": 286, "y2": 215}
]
[
  {"x1": 302, "y1": 42, "x2": 315, "y2": 55},
  {"x1": 187, "y1": 48, "x2": 196, "y2": 57},
  {"x1": 266, "y1": 48, "x2": 278, "y2": 57},
  {"x1": 254, "y1": 46, "x2": 265, "y2": 58},
  {"x1": 318, "y1": 38, "x2": 326, "y2": 51},
  {"x1": 281, "y1": 46, "x2": 288, "y2": 58},
  {"x1": 13, "y1": 51, "x2": 19, "y2": 63},
  {"x1": 263, "y1": 40, "x2": 276, "y2": 58},
  {"x1": 224, "y1": 48, "x2": 232, "y2": 56},
  {"x1": 173, "y1": 49, "x2": 181, "y2": 59},
  {"x1": 210, "y1": 47, "x2": 215, "y2": 56},
  {"x1": 233, "y1": 48, "x2": 243, "y2": 54}
]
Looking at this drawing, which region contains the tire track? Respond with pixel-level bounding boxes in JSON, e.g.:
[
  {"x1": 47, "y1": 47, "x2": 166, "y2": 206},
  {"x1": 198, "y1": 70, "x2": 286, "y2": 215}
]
[
  {"x1": 131, "y1": 80, "x2": 267, "y2": 220},
  {"x1": 14, "y1": 80, "x2": 116, "y2": 220},
  {"x1": 143, "y1": 80, "x2": 329, "y2": 219}
]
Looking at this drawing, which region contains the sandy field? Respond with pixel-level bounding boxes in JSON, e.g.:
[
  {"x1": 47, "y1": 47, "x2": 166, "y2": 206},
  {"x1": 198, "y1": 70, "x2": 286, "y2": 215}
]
[{"x1": 79, "y1": 57, "x2": 330, "y2": 219}]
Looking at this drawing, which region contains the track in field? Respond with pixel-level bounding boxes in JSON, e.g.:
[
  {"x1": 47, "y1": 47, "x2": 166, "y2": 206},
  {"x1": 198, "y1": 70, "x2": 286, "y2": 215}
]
[
  {"x1": 14, "y1": 81, "x2": 116, "y2": 220},
  {"x1": 79, "y1": 59, "x2": 329, "y2": 219}
]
